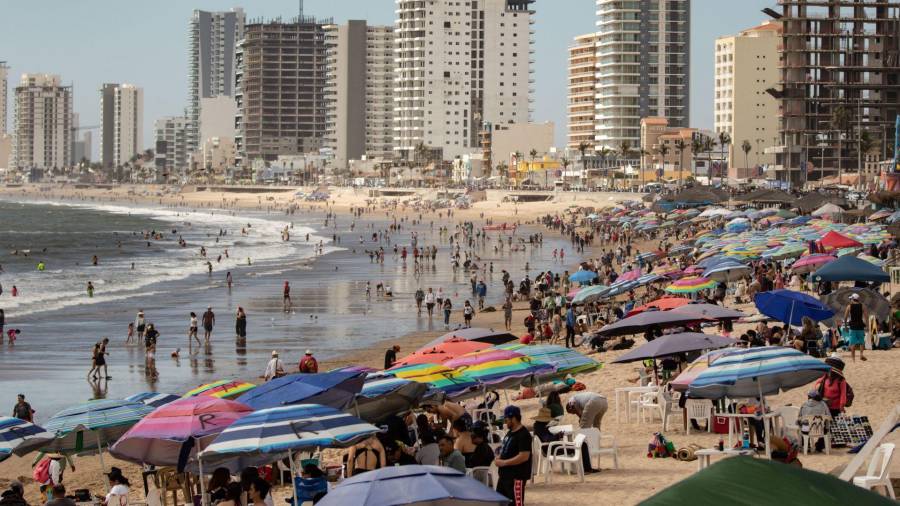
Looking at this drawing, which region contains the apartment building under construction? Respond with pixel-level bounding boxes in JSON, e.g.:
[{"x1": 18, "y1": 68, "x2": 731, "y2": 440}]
[{"x1": 776, "y1": 0, "x2": 900, "y2": 183}]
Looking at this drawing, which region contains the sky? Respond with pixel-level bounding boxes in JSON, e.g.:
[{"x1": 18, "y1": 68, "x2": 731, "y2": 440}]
[{"x1": 1, "y1": 0, "x2": 774, "y2": 156}]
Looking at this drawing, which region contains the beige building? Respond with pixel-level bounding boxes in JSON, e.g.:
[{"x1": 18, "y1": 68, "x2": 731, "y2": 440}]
[
  {"x1": 201, "y1": 136, "x2": 235, "y2": 173},
  {"x1": 0, "y1": 62, "x2": 8, "y2": 135},
  {"x1": 100, "y1": 83, "x2": 143, "y2": 168},
  {"x1": 567, "y1": 33, "x2": 598, "y2": 151},
  {"x1": 491, "y1": 122, "x2": 554, "y2": 169},
  {"x1": 714, "y1": 21, "x2": 781, "y2": 170},
  {"x1": 14, "y1": 74, "x2": 73, "y2": 170},
  {"x1": 640, "y1": 116, "x2": 707, "y2": 182}
]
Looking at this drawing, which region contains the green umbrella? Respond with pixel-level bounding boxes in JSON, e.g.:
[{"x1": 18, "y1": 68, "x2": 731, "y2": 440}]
[{"x1": 640, "y1": 457, "x2": 894, "y2": 506}]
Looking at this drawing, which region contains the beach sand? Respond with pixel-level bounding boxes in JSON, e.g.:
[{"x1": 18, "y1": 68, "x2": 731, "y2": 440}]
[{"x1": 2, "y1": 183, "x2": 899, "y2": 505}]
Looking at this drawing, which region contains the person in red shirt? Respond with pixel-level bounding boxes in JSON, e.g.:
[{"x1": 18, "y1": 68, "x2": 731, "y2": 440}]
[
  {"x1": 299, "y1": 350, "x2": 318, "y2": 373},
  {"x1": 519, "y1": 331, "x2": 534, "y2": 345},
  {"x1": 815, "y1": 357, "x2": 850, "y2": 417}
]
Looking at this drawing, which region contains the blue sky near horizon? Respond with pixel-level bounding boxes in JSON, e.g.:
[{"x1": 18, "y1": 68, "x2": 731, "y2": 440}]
[{"x1": 1, "y1": 0, "x2": 773, "y2": 155}]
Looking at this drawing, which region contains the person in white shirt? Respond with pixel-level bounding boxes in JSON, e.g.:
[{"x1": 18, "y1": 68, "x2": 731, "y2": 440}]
[
  {"x1": 264, "y1": 351, "x2": 284, "y2": 381},
  {"x1": 103, "y1": 467, "x2": 130, "y2": 506},
  {"x1": 424, "y1": 288, "x2": 436, "y2": 317}
]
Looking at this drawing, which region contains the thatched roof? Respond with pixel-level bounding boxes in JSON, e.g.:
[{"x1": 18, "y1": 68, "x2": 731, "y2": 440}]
[
  {"x1": 736, "y1": 188, "x2": 796, "y2": 205},
  {"x1": 660, "y1": 186, "x2": 728, "y2": 205},
  {"x1": 795, "y1": 192, "x2": 848, "y2": 214},
  {"x1": 868, "y1": 191, "x2": 900, "y2": 207}
]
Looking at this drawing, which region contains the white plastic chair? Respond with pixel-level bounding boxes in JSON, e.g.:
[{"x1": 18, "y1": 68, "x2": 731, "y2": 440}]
[
  {"x1": 531, "y1": 434, "x2": 548, "y2": 484},
  {"x1": 544, "y1": 433, "x2": 587, "y2": 484},
  {"x1": 685, "y1": 399, "x2": 713, "y2": 434},
  {"x1": 638, "y1": 391, "x2": 661, "y2": 423},
  {"x1": 800, "y1": 415, "x2": 831, "y2": 455},
  {"x1": 576, "y1": 427, "x2": 619, "y2": 470},
  {"x1": 659, "y1": 391, "x2": 683, "y2": 432},
  {"x1": 467, "y1": 464, "x2": 498, "y2": 488},
  {"x1": 776, "y1": 406, "x2": 800, "y2": 439},
  {"x1": 853, "y1": 443, "x2": 896, "y2": 498}
]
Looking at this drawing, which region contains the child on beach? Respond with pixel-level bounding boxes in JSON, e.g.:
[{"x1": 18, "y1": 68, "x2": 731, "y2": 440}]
[{"x1": 126, "y1": 322, "x2": 134, "y2": 344}]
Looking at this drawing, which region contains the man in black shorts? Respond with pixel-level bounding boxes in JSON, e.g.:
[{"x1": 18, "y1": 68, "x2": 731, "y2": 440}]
[
  {"x1": 202, "y1": 306, "x2": 215, "y2": 343},
  {"x1": 495, "y1": 405, "x2": 532, "y2": 506}
]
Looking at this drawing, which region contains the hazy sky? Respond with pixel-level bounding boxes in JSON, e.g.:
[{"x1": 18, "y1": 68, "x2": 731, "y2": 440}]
[{"x1": 1, "y1": 0, "x2": 774, "y2": 154}]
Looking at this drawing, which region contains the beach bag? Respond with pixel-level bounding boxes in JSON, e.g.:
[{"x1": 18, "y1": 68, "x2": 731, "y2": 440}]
[{"x1": 33, "y1": 457, "x2": 51, "y2": 484}]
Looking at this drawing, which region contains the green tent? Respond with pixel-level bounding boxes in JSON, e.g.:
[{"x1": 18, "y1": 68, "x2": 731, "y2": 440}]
[{"x1": 640, "y1": 457, "x2": 894, "y2": 506}]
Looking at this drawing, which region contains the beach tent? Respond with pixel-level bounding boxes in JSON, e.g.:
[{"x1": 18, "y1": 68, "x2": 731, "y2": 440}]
[
  {"x1": 318, "y1": 465, "x2": 509, "y2": 506},
  {"x1": 812, "y1": 255, "x2": 890, "y2": 283},
  {"x1": 754, "y1": 289, "x2": 834, "y2": 326},
  {"x1": 236, "y1": 371, "x2": 365, "y2": 411},
  {"x1": 640, "y1": 457, "x2": 894, "y2": 506},
  {"x1": 819, "y1": 230, "x2": 862, "y2": 250}
]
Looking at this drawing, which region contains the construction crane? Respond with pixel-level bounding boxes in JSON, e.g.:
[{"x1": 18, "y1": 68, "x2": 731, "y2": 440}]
[{"x1": 71, "y1": 125, "x2": 100, "y2": 132}]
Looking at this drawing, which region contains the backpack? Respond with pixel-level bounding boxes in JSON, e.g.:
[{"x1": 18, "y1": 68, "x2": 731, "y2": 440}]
[{"x1": 33, "y1": 457, "x2": 51, "y2": 484}]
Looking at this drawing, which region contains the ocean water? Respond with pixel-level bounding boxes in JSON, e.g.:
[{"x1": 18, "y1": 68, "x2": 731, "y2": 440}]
[{"x1": 0, "y1": 198, "x2": 576, "y2": 421}]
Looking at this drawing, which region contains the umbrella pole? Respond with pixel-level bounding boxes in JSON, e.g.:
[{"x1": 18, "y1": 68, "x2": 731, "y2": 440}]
[
  {"x1": 757, "y1": 380, "x2": 771, "y2": 459},
  {"x1": 288, "y1": 448, "x2": 299, "y2": 506},
  {"x1": 198, "y1": 451, "x2": 207, "y2": 506},
  {"x1": 96, "y1": 432, "x2": 110, "y2": 491},
  {"x1": 787, "y1": 301, "x2": 795, "y2": 336}
]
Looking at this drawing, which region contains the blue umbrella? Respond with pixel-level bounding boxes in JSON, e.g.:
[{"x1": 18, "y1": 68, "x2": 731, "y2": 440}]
[
  {"x1": 355, "y1": 374, "x2": 430, "y2": 423},
  {"x1": 198, "y1": 404, "x2": 380, "y2": 470},
  {"x1": 702, "y1": 262, "x2": 751, "y2": 282},
  {"x1": 812, "y1": 255, "x2": 890, "y2": 283},
  {"x1": 125, "y1": 392, "x2": 181, "y2": 408},
  {"x1": 0, "y1": 417, "x2": 55, "y2": 462},
  {"x1": 571, "y1": 284, "x2": 609, "y2": 304},
  {"x1": 754, "y1": 289, "x2": 835, "y2": 326},
  {"x1": 236, "y1": 371, "x2": 366, "y2": 411},
  {"x1": 317, "y1": 465, "x2": 509, "y2": 506},
  {"x1": 569, "y1": 270, "x2": 598, "y2": 284}
]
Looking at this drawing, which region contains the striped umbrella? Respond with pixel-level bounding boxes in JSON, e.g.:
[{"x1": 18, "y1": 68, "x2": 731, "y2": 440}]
[
  {"x1": 109, "y1": 397, "x2": 252, "y2": 470},
  {"x1": 198, "y1": 404, "x2": 380, "y2": 471},
  {"x1": 0, "y1": 417, "x2": 55, "y2": 462},
  {"x1": 43, "y1": 399, "x2": 155, "y2": 453},
  {"x1": 687, "y1": 347, "x2": 830, "y2": 399},
  {"x1": 668, "y1": 349, "x2": 732, "y2": 392},
  {"x1": 497, "y1": 344, "x2": 601, "y2": 378},
  {"x1": 571, "y1": 284, "x2": 609, "y2": 304},
  {"x1": 791, "y1": 254, "x2": 836, "y2": 275},
  {"x1": 665, "y1": 276, "x2": 717, "y2": 294},
  {"x1": 388, "y1": 363, "x2": 479, "y2": 398},
  {"x1": 355, "y1": 374, "x2": 431, "y2": 423},
  {"x1": 125, "y1": 392, "x2": 181, "y2": 409},
  {"x1": 184, "y1": 379, "x2": 256, "y2": 400},
  {"x1": 443, "y1": 349, "x2": 555, "y2": 389}
]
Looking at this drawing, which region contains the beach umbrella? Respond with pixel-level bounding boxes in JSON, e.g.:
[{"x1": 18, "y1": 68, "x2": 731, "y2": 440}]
[
  {"x1": 0, "y1": 417, "x2": 55, "y2": 463},
  {"x1": 612, "y1": 333, "x2": 736, "y2": 364},
  {"x1": 640, "y1": 457, "x2": 894, "y2": 506},
  {"x1": 665, "y1": 276, "x2": 718, "y2": 294},
  {"x1": 569, "y1": 269, "x2": 598, "y2": 284},
  {"x1": 388, "y1": 363, "x2": 479, "y2": 398},
  {"x1": 319, "y1": 465, "x2": 508, "y2": 506},
  {"x1": 819, "y1": 230, "x2": 862, "y2": 250},
  {"x1": 598, "y1": 310, "x2": 710, "y2": 337},
  {"x1": 670, "y1": 303, "x2": 745, "y2": 320},
  {"x1": 443, "y1": 348, "x2": 555, "y2": 389},
  {"x1": 822, "y1": 287, "x2": 891, "y2": 323},
  {"x1": 702, "y1": 262, "x2": 751, "y2": 282},
  {"x1": 669, "y1": 350, "x2": 731, "y2": 393},
  {"x1": 199, "y1": 404, "x2": 380, "y2": 482},
  {"x1": 43, "y1": 399, "x2": 155, "y2": 454},
  {"x1": 754, "y1": 289, "x2": 834, "y2": 326},
  {"x1": 496, "y1": 344, "x2": 602, "y2": 378},
  {"x1": 618, "y1": 268, "x2": 643, "y2": 282},
  {"x1": 812, "y1": 255, "x2": 890, "y2": 283},
  {"x1": 790, "y1": 254, "x2": 836, "y2": 274},
  {"x1": 124, "y1": 392, "x2": 181, "y2": 408},
  {"x1": 868, "y1": 208, "x2": 893, "y2": 222},
  {"x1": 787, "y1": 215, "x2": 812, "y2": 226},
  {"x1": 184, "y1": 379, "x2": 256, "y2": 400},
  {"x1": 237, "y1": 371, "x2": 365, "y2": 411},
  {"x1": 811, "y1": 203, "x2": 845, "y2": 217},
  {"x1": 626, "y1": 296, "x2": 691, "y2": 316},
  {"x1": 109, "y1": 397, "x2": 252, "y2": 470},
  {"x1": 687, "y1": 347, "x2": 830, "y2": 457},
  {"x1": 571, "y1": 284, "x2": 610, "y2": 304},
  {"x1": 355, "y1": 374, "x2": 430, "y2": 423},
  {"x1": 422, "y1": 327, "x2": 518, "y2": 348},
  {"x1": 395, "y1": 339, "x2": 493, "y2": 367}
]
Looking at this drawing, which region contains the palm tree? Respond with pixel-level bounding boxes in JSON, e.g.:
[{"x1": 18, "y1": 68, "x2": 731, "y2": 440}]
[
  {"x1": 656, "y1": 144, "x2": 670, "y2": 183},
  {"x1": 142, "y1": 149, "x2": 155, "y2": 163},
  {"x1": 577, "y1": 141, "x2": 590, "y2": 169},
  {"x1": 638, "y1": 148, "x2": 649, "y2": 186},
  {"x1": 717, "y1": 131, "x2": 731, "y2": 183},
  {"x1": 560, "y1": 157, "x2": 570, "y2": 187},
  {"x1": 690, "y1": 137, "x2": 703, "y2": 182},
  {"x1": 831, "y1": 105, "x2": 852, "y2": 183},
  {"x1": 496, "y1": 161, "x2": 508, "y2": 186},
  {"x1": 674, "y1": 139, "x2": 687, "y2": 188},
  {"x1": 741, "y1": 140, "x2": 752, "y2": 172}
]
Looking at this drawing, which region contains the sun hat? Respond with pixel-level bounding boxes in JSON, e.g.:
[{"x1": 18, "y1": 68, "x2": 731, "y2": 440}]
[
  {"x1": 271, "y1": 350, "x2": 279, "y2": 356},
  {"x1": 533, "y1": 407, "x2": 553, "y2": 423}
]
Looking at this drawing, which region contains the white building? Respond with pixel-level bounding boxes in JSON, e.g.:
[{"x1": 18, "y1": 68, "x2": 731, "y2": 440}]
[
  {"x1": 14, "y1": 74, "x2": 73, "y2": 170},
  {"x1": 100, "y1": 83, "x2": 143, "y2": 168},
  {"x1": 0, "y1": 62, "x2": 8, "y2": 135},
  {"x1": 393, "y1": 0, "x2": 535, "y2": 161},
  {"x1": 594, "y1": 0, "x2": 690, "y2": 150},
  {"x1": 568, "y1": 33, "x2": 598, "y2": 151},
  {"x1": 201, "y1": 136, "x2": 236, "y2": 173},
  {"x1": 154, "y1": 116, "x2": 190, "y2": 175},
  {"x1": 325, "y1": 21, "x2": 395, "y2": 168},
  {"x1": 189, "y1": 8, "x2": 245, "y2": 152},
  {"x1": 714, "y1": 21, "x2": 781, "y2": 170}
]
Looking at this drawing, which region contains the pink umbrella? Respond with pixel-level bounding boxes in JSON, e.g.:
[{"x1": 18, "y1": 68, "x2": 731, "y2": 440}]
[
  {"x1": 682, "y1": 265, "x2": 705, "y2": 275},
  {"x1": 791, "y1": 254, "x2": 837, "y2": 275},
  {"x1": 109, "y1": 397, "x2": 252, "y2": 470},
  {"x1": 618, "y1": 268, "x2": 643, "y2": 282},
  {"x1": 567, "y1": 287, "x2": 582, "y2": 299}
]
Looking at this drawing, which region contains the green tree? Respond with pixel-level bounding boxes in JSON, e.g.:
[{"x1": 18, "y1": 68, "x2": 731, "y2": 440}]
[
  {"x1": 741, "y1": 140, "x2": 752, "y2": 171},
  {"x1": 674, "y1": 139, "x2": 687, "y2": 188},
  {"x1": 691, "y1": 137, "x2": 703, "y2": 181},
  {"x1": 831, "y1": 105, "x2": 852, "y2": 182}
]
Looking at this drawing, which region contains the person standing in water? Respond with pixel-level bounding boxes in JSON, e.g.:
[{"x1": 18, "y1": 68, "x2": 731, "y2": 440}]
[
  {"x1": 86, "y1": 281, "x2": 94, "y2": 298},
  {"x1": 226, "y1": 271, "x2": 233, "y2": 290},
  {"x1": 188, "y1": 312, "x2": 200, "y2": 347},
  {"x1": 202, "y1": 307, "x2": 216, "y2": 343},
  {"x1": 134, "y1": 311, "x2": 146, "y2": 342},
  {"x1": 235, "y1": 307, "x2": 247, "y2": 339},
  {"x1": 283, "y1": 281, "x2": 292, "y2": 311}
]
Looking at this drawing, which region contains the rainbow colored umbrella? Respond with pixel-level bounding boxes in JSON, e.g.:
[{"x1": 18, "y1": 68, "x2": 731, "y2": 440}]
[
  {"x1": 393, "y1": 339, "x2": 492, "y2": 368},
  {"x1": 388, "y1": 363, "x2": 479, "y2": 398},
  {"x1": 665, "y1": 276, "x2": 718, "y2": 294},
  {"x1": 443, "y1": 349, "x2": 555, "y2": 389},
  {"x1": 498, "y1": 344, "x2": 601, "y2": 378},
  {"x1": 184, "y1": 379, "x2": 256, "y2": 400}
]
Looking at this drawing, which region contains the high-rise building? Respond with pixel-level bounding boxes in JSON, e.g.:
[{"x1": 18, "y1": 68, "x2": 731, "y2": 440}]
[
  {"x1": 0, "y1": 62, "x2": 8, "y2": 135},
  {"x1": 154, "y1": 116, "x2": 190, "y2": 175},
  {"x1": 189, "y1": 8, "x2": 245, "y2": 153},
  {"x1": 567, "y1": 33, "x2": 599, "y2": 151},
  {"x1": 73, "y1": 130, "x2": 92, "y2": 165},
  {"x1": 778, "y1": 0, "x2": 900, "y2": 184},
  {"x1": 594, "y1": 0, "x2": 690, "y2": 150},
  {"x1": 13, "y1": 74, "x2": 73, "y2": 170},
  {"x1": 324, "y1": 21, "x2": 394, "y2": 168},
  {"x1": 714, "y1": 21, "x2": 781, "y2": 173},
  {"x1": 393, "y1": 0, "x2": 535, "y2": 161},
  {"x1": 100, "y1": 83, "x2": 143, "y2": 168},
  {"x1": 235, "y1": 16, "x2": 329, "y2": 164}
]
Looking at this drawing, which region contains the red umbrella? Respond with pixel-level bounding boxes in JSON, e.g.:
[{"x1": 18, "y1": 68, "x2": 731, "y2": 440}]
[
  {"x1": 626, "y1": 296, "x2": 691, "y2": 317},
  {"x1": 391, "y1": 339, "x2": 491, "y2": 368},
  {"x1": 819, "y1": 231, "x2": 862, "y2": 250}
]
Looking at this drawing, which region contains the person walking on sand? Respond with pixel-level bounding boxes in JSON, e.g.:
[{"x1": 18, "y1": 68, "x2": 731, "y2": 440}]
[
  {"x1": 503, "y1": 297, "x2": 514, "y2": 331},
  {"x1": 844, "y1": 293, "x2": 868, "y2": 362},
  {"x1": 299, "y1": 350, "x2": 318, "y2": 374},
  {"x1": 235, "y1": 307, "x2": 247, "y2": 339},
  {"x1": 283, "y1": 281, "x2": 292, "y2": 311},
  {"x1": 202, "y1": 306, "x2": 216, "y2": 343},
  {"x1": 188, "y1": 312, "x2": 200, "y2": 347}
]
